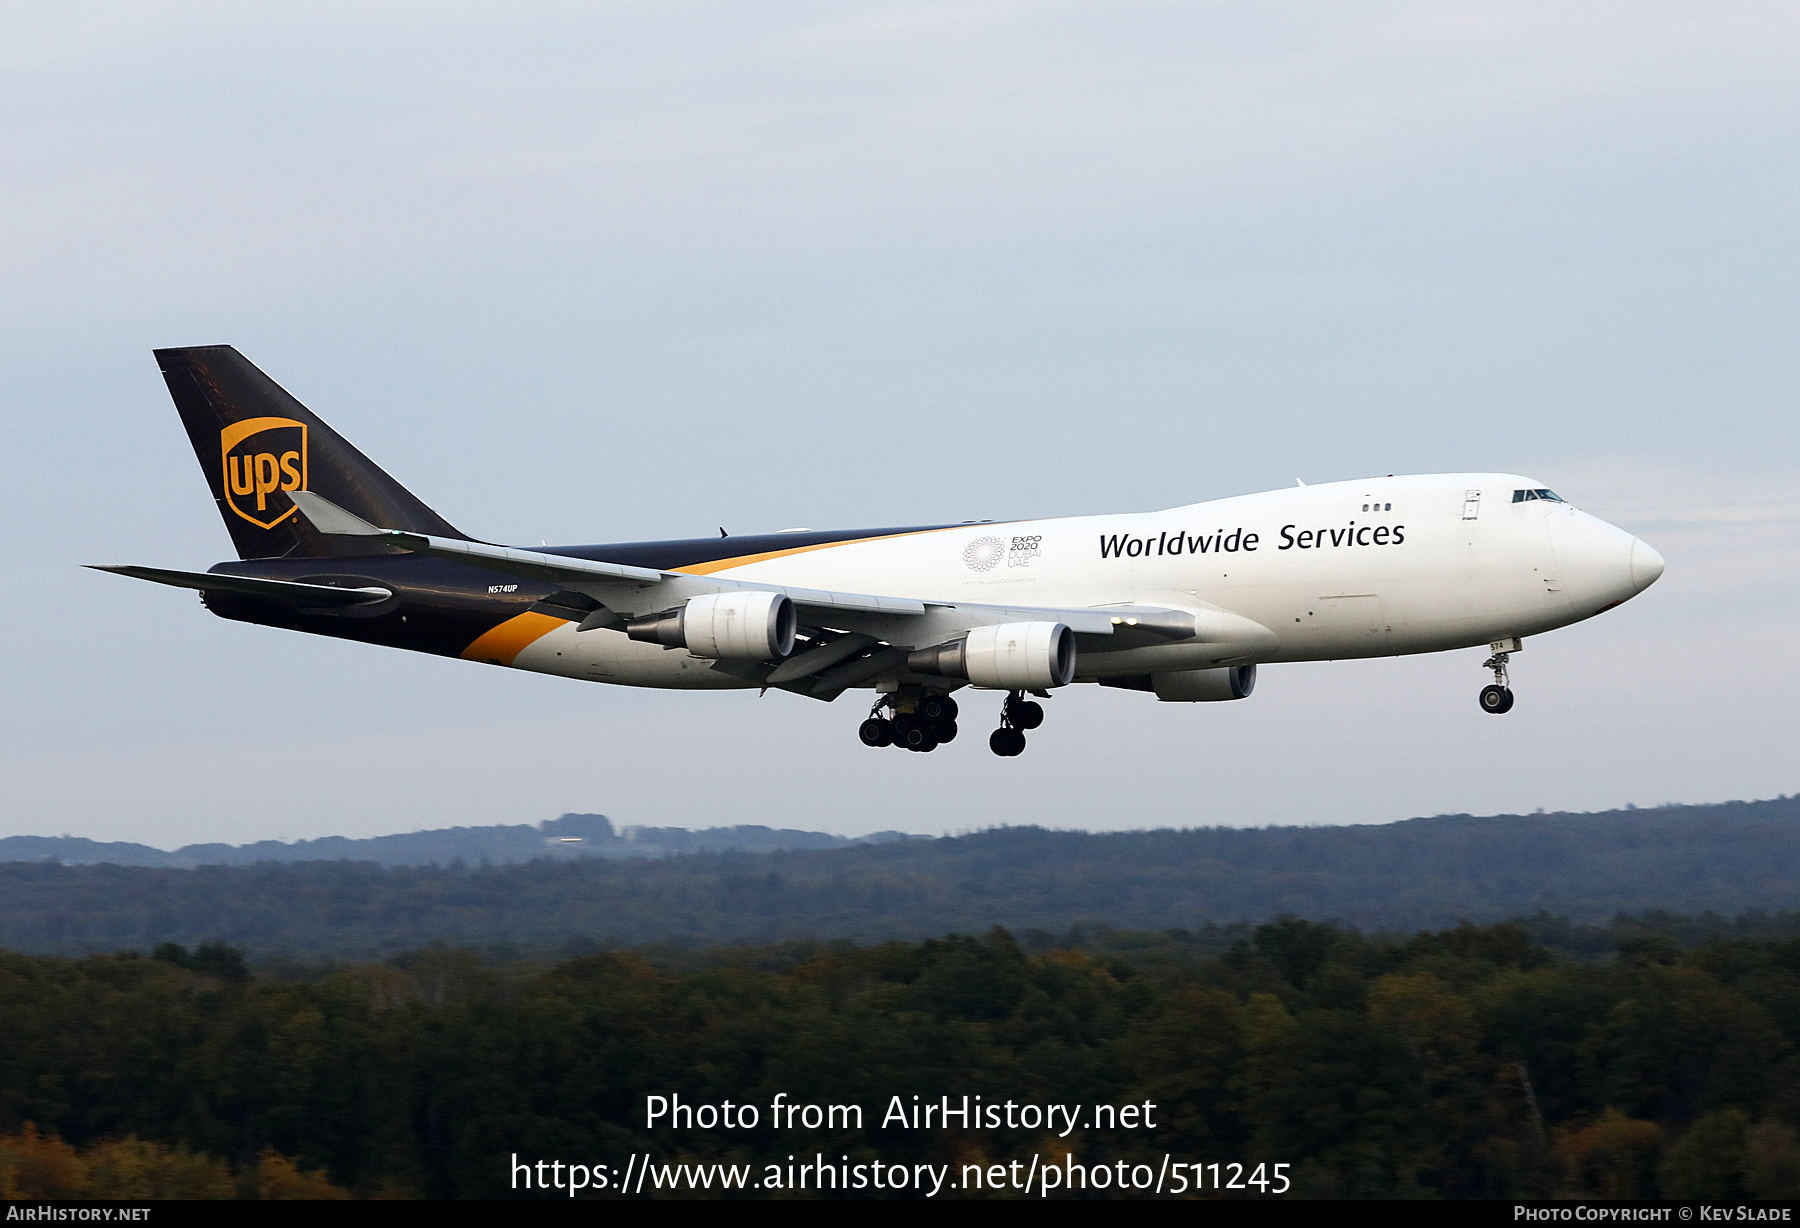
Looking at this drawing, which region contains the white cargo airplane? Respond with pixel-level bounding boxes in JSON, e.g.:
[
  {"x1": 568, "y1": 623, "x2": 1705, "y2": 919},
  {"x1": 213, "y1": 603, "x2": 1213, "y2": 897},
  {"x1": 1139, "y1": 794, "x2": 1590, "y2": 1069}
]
[{"x1": 96, "y1": 347, "x2": 1664, "y2": 756}]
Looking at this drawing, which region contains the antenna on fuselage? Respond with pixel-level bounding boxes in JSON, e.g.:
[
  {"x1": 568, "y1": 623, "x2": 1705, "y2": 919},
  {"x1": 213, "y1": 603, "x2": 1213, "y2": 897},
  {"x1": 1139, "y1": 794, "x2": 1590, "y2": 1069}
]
[{"x1": 1295, "y1": 478, "x2": 1306, "y2": 487}]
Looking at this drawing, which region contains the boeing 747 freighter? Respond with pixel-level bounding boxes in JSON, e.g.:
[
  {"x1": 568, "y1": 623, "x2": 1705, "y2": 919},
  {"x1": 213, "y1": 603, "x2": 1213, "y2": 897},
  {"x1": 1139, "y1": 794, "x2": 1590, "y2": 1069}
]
[{"x1": 95, "y1": 347, "x2": 1664, "y2": 756}]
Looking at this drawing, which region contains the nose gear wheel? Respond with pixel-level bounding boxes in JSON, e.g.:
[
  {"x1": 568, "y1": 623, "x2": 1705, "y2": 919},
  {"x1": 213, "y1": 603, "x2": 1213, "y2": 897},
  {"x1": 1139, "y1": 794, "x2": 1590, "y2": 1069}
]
[{"x1": 1479, "y1": 652, "x2": 1516, "y2": 715}]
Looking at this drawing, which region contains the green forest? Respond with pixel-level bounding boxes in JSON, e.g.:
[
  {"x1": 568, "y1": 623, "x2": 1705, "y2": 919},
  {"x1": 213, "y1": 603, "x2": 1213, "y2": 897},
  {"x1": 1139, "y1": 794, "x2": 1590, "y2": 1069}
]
[
  {"x1": 5, "y1": 796, "x2": 1799, "y2": 959},
  {"x1": 5, "y1": 919, "x2": 1800, "y2": 1199}
]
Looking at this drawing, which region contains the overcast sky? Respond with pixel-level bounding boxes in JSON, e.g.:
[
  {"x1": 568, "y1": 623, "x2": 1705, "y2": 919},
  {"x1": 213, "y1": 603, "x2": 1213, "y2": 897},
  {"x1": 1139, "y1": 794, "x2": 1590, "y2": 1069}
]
[{"x1": 2, "y1": 2, "x2": 1795, "y2": 847}]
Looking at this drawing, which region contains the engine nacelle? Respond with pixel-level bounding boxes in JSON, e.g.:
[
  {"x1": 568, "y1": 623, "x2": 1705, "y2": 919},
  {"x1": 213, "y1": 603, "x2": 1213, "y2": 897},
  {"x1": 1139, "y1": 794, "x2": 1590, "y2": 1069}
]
[
  {"x1": 625, "y1": 591, "x2": 797, "y2": 660},
  {"x1": 1151, "y1": 664, "x2": 1256, "y2": 702},
  {"x1": 906, "y1": 621, "x2": 1075, "y2": 690},
  {"x1": 1098, "y1": 665, "x2": 1255, "y2": 700}
]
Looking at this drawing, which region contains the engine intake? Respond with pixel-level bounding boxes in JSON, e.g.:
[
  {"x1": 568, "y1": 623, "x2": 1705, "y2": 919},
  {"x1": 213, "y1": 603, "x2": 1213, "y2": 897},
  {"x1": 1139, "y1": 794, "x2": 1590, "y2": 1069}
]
[
  {"x1": 626, "y1": 591, "x2": 797, "y2": 660},
  {"x1": 906, "y1": 621, "x2": 1075, "y2": 690}
]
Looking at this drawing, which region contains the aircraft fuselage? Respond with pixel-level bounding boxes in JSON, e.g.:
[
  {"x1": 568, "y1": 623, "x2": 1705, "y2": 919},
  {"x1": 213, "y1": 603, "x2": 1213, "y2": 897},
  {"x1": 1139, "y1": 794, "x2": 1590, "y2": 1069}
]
[{"x1": 201, "y1": 472, "x2": 1659, "y2": 692}]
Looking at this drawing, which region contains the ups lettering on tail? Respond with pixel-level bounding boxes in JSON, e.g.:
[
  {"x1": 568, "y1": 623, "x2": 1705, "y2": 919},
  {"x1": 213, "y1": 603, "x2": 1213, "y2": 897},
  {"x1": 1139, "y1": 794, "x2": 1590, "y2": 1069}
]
[{"x1": 219, "y1": 416, "x2": 308, "y2": 529}]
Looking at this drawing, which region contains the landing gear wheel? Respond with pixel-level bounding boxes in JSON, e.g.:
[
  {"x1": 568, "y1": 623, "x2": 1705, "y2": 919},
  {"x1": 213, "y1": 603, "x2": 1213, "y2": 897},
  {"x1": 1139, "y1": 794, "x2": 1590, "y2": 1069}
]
[
  {"x1": 991, "y1": 691, "x2": 1038, "y2": 755},
  {"x1": 920, "y1": 695, "x2": 959, "y2": 723},
  {"x1": 898, "y1": 721, "x2": 938, "y2": 751},
  {"x1": 1479, "y1": 649, "x2": 1516, "y2": 715},
  {"x1": 867, "y1": 696, "x2": 953, "y2": 752},
  {"x1": 989, "y1": 728, "x2": 1026, "y2": 757}
]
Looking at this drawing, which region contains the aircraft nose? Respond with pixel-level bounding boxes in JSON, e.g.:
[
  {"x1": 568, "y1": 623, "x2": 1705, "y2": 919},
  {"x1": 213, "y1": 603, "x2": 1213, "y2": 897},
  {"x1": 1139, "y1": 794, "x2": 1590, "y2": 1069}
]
[{"x1": 1630, "y1": 538, "x2": 1665, "y2": 593}]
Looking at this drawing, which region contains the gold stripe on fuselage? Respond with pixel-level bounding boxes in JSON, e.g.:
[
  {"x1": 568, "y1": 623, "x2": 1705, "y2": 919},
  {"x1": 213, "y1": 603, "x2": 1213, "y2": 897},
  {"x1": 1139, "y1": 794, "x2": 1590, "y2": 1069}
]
[
  {"x1": 464, "y1": 526, "x2": 997, "y2": 665},
  {"x1": 461, "y1": 612, "x2": 565, "y2": 666}
]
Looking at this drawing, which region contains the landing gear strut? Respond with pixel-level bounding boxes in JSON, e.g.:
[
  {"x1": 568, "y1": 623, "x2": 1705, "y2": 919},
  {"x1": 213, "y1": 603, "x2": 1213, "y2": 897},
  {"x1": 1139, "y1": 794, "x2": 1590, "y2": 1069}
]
[
  {"x1": 1479, "y1": 651, "x2": 1515, "y2": 715},
  {"x1": 858, "y1": 691, "x2": 959, "y2": 752},
  {"x1": 989, "y1": 691, "x2": 1044, "y2": 757}
]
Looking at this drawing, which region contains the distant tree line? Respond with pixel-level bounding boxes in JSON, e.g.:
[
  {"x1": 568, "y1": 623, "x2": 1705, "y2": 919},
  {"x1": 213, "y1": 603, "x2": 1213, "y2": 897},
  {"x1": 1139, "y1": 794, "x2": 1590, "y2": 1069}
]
[
  {"x1": 2, "y1": 797, "x2": 1798, "y2": 959},
  {"x1": 0, "y1": 814, "x2": 911, "y2": 871},
  {"x1": 4, "y1": 920, "x2": 1800, "y2": 1198}
]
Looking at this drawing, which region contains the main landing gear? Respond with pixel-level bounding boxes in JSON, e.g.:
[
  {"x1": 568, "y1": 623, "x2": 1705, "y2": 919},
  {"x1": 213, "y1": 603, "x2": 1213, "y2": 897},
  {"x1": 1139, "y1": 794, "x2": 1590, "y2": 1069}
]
[
  {"x1": 988, "y1": 691, "x2": 1043, "y2": 757},
  {"x1": 859, "y1": 692, "x2": 960, "y2": 753},
  {"x1": 855, "y1": 689, "x2": 1049, "y2": 755},
  {"x1": 1479, "y1": 648, "x2": 1516, "y2": 715}
]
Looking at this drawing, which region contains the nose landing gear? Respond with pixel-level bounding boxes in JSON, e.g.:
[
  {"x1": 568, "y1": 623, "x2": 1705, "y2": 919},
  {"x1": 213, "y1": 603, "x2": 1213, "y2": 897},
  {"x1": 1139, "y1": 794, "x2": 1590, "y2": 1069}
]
[
  {"x1": 988, "y1": 691, "x2": 1044, "y2": 756},
  {"x1": 1479, "y1": 642, "x2": 1517, "y2": 714}
]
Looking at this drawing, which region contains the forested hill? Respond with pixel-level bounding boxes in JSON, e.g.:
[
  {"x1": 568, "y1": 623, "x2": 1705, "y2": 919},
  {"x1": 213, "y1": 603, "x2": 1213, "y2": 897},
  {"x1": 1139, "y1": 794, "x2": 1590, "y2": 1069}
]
[
  {"x1": 1, "y1": 795, "x2": 1796, "y2": 959},
  {"x1": 11, "y1": 921, "x2": 1800, "y2": 1198},
  {"x1": 0, "y1": 813, "x2": 912, "y2": 869}
]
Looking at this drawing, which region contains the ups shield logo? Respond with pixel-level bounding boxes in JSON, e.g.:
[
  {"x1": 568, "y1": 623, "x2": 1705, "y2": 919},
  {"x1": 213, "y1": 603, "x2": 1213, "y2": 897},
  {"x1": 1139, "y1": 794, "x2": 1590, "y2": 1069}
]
[{"x1": 220, "y1": 416, "x2": 308, "y2": 529}]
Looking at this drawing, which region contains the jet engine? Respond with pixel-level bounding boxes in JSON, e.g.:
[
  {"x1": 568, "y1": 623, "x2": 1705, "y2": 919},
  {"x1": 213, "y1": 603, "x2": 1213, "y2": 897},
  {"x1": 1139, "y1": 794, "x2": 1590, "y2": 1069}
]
[
  {"x1": 626, "y1": 591, "x2": 797, "y2": 660},
  {"x1": 906, "y1": 621, "x2": 1075, "y2": 690},
  {"x1": 1151, "y1": 664, "x2": 1256, "y2": 701}
]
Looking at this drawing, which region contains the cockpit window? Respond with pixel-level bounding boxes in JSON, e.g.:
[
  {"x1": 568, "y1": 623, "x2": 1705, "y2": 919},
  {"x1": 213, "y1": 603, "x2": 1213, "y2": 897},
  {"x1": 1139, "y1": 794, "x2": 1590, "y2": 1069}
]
[
  {"x1": 1536, "y1": 489, "x2": 1563, "y2": 502},
  {"x1": 1513, "y1": 489, "x2": 1566, "y2": 503}
]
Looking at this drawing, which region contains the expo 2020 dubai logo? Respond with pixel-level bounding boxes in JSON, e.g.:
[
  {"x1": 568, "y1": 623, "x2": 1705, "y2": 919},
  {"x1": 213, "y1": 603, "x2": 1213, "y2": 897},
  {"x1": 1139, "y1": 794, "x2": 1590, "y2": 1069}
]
[{"x1": 962, "y1": 535, "x2": 1005, "y2": 572}]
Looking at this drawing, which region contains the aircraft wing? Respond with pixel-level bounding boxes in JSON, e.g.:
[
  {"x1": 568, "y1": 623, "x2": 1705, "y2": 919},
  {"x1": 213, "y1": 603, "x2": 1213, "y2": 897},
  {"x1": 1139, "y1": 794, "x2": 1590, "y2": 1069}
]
[
  {"x1": 286, "y1": 492, "x2": 1275, "y2": 695},
  {"x1": 288, "y1": 490, "x2": 1192, "y2": 634},
  {"x1": 288, "y1": 491, "x2": 929, "y2": 617}
]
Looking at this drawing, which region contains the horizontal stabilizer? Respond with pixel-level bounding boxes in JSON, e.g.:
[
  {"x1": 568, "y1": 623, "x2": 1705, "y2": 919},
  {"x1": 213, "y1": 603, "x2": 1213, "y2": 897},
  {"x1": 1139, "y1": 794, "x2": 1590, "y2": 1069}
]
[{"x1": 88, "y1": 565, "x2": 392, "y2": 607}]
